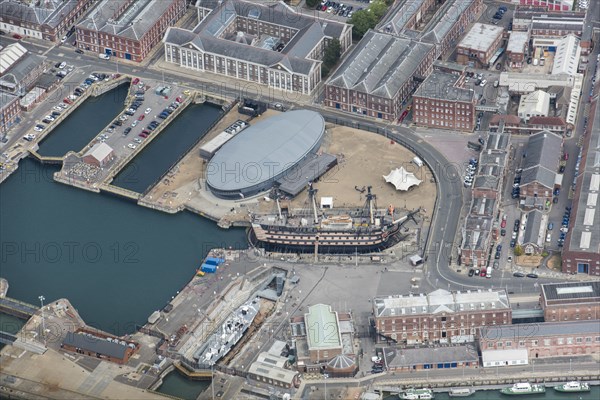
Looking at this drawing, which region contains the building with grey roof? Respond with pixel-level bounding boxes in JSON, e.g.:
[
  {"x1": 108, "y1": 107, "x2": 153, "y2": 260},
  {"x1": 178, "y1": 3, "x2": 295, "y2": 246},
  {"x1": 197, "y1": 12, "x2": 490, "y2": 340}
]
[
  {"x1": 1, "y1": 91, "x2": 20, "y2": 135},
  {"x1": 513, "y1": 8, "x2": 585, "y2": 39},
  {"x1": 562, "y1": 94, "x2": 600, "y2": 275},
  {"x1": 75, "y1": 0, "x2": 186, "y2": 62},
  {"x1": 520, "y1": 209, "x2": 546, "y2": 253},
  {"x1": 163, "y1": 0, "x2": 351, "y2": 95},
  {"x1": 324, "y1": 30, "x2": 435, "y2": 121},
  {"x1": 61, "y1": 331, "x2": 138, "y2": 364},
  {"x1": 540, "y1": 281, "x2": 600, "y2": 321},
  {"x1": 413, "y1": 70, "x2": 476, "y2": 131},
  {"x1": 0, "y1": 0, "x2": 94, "y2": 42},
  {"x1": 460, "y1": 215, "x2": 493, "y2": 267},
  {"x1": 386, "y1": 344, "x2": 479, "y2": 371},
  {"x1": 506, "y1": 31, "x2": 530, "y2": 69},
  {"x1": 456, "y1": 23, "x2": 504, "y2": 67},
  {"x1": 374, "y1": 289, "x2": 511, "y2": 344},
  {"x1": 519, "y1": 130, "x2": 562, "y2": 201},
  {"x1": 0, "y1": 43, "x2": 46, "y2": 96},
  {"x1": 248, "y1": 353, "x2": 300, "y2": 389},
  {"x1": 206, "y1": 110, "x2": 325, "y2": 199},
  {"x1": 378, "y1": 0, "x2": 435, "y2": 36},
  {"x1": 479, "y1": 321, "x2": 600, "y2": 360}
]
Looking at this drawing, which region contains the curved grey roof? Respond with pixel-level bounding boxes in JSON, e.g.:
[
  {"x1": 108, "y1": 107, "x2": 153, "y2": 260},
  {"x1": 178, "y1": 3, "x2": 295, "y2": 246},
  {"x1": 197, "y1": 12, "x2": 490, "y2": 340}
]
[{"x1": 206, "y1": 110, "x2": 325, "y2": 192}]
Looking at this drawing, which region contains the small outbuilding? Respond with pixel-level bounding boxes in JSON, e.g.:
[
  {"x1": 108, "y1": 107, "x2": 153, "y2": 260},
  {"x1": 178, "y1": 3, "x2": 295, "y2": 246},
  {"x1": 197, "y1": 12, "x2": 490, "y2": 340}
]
[
  {"x1": 383, "y1": 167, "x2": 422, "y2": 191},
  {"x1": 481, "y1": 349, "x2": 529, "y2": 367},
  {"x1": 325, "y1": 354, "x2": 358, "y2": 377},
  {"x1": 83, "y1": 142, "x2": 115, "y2": 167}
]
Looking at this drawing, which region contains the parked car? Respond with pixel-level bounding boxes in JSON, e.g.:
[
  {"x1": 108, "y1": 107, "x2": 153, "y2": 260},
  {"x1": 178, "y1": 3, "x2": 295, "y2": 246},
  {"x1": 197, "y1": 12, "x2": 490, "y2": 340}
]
[
  {"x1": 513, "y1": 272, "x2": 525, "y2": 278},
  {"x1": 124, "y1": 127, "x2": 131, "y2": 135},
  {"x1": 75, "y1": 49, "x2": 84, "y2": 54},
  {"x1": 526, "y1": 273, "x2": 539, "y2": 279},
  {"x1": 501, "y1": 219, "x2": 507, "y2": 228},
  {"x1": 468, "y1": 269, "x2": 475, "y2": 277},
  {"x1": 510, "y1": 239, "x2": 516, "y2": 247}
]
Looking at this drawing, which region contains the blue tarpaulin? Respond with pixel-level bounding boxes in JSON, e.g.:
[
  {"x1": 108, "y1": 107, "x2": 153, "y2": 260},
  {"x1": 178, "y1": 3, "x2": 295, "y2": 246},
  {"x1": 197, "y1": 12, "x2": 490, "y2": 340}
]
[
  {"x1": 201, "y1": 264, "x2": 217, "y2": 273},
  {"x1": 205, "y1": 257, "x2": 224, "y2": 266}
]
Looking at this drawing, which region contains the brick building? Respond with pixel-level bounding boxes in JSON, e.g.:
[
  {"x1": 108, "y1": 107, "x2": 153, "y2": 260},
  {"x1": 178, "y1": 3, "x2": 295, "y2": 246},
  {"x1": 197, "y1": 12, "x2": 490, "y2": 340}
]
[
  {"x1": 561, "y1": 98, "x2": 600, "y2": 275},
  {"x1": 413, "y1": 71, "x2": 476, "y2": 131},
  {"x1": 61, "y1": 329, "x2": 139, "y2": 364},
  {"x1": 373, "y1": 289, "x2": 511, "y2": 345},
  {"x1": 456, "y1": 23, "x2": 504, "y2": 67},
  {"x1": 290, "y1": 304, "x2": 355, "y2": 370},
  {"x1": 76, "y1": 0, "x2": 186, "y2": 62},
  {"x1": 506, "y1": 31, "x2": 530, "y2": 69},
  {"x1": 0, "y1": 92, "x2": 20, "y2": 135},
  {"x1": 164, "y1": 0, "x2": 351, "y2": 95},
  {"x1": 325, "y1": 30, "x2": 434, "y2": 120},
  {"x1": 0, "y1": 43, "x2": 46, "y2": 96},
  {"x1": 540, "y1": 281, "x2": 600, "y2": 322},
  {"x1": 479, "y1": 321, "x2": 600, "y2": 359},
  {"x1": 518, "y1": 130, "x2": 563, "y2": 203},
  {"x1": 0, "y1": 0, "x2": 93, "y2": 42}
]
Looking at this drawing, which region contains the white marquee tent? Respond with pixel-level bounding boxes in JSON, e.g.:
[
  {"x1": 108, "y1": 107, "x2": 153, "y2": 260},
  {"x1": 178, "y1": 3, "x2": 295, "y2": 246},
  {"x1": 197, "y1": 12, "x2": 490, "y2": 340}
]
[{"x1": 383, "y1": 167, "x2": 422, "y2": 191}]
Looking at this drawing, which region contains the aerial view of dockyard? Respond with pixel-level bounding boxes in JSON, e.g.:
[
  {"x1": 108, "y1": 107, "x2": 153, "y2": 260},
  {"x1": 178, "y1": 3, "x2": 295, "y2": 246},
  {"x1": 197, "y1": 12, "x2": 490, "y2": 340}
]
[{"x1": 1, "y1": 0, "x2": 599, "y2": 399}]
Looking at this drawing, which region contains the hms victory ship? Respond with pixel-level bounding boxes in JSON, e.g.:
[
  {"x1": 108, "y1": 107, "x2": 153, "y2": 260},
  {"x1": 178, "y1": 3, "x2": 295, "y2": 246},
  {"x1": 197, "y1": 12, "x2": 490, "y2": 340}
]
[{"x1": 250, "y1": 184, "x2": 419, "y2": 254}]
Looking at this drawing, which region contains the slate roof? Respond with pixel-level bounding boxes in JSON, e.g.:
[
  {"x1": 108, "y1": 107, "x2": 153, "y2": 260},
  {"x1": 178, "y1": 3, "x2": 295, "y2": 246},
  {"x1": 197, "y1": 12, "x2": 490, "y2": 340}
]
[
  {"x1": 541, "y1": 281, "x2": 600, "y2": 304},
  {"x1": 327, "y1": 30, "x2": 433, "y2": 99},
  {"x1": 421, "y1": 0, "x2": 476, "y2": 45},
  {"x1": 0, "y1": 0, "x2": 80, "y2": 29},
  {"x1": 378, "y1": 0, "x2": 427, "y2": 35},
  {"x1": 166, "y1": 0, "x2": 348, "y2": 76},
  {"x1": 522, "y1": 209, "x2": 544, "y2": 247},
  {"x1": 374, "y1": 289, "x2": 509, "y2": 318},
  {"x1": 521, "y1": 130, "x2": 562, "y2": 188},
  {"x1": 62, "y1": 333, "x2": 129, "y2": 359},
  {"x1": 413, "y1": 70, "x2": 474, "y2": 102},
  {"x1": 77, "y1": 0, "x2": 178, "y2": 40},
  {"x1": 480, "y1": 321, "x2": 600, "y2": 341},
  {"x1": 388, "y1": 344, "x2": 478, "y2": 368}
]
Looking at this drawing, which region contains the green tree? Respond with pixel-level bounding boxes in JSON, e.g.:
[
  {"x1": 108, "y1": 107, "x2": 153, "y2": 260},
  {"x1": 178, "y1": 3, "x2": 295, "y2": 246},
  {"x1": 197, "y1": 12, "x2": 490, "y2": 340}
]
[
  {"x1": 306, "y1": 0, "x2": 320, "y2": 8},
  {"x1": 514, "y1": 245, "x2": 524, "y2": 257},
  {"x1": 370, "y1": 0, "x2": 388, "y2": 19},
  {"x1": 321, "y1": 39, "x2": 342, "y2": 78},
  {"x1": 349, "y1": 10, "x2": 378, "y2": 39}
]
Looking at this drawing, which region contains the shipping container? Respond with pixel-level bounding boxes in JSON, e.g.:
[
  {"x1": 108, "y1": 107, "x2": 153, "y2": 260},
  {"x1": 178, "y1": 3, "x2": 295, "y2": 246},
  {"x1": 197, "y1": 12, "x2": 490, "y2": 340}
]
[
  {"x1": 205, "y1": 257, "x2": 225, "y2": 266},
  {"x1": 201, "y1": 264, "x2": 217, "y2": 273}
]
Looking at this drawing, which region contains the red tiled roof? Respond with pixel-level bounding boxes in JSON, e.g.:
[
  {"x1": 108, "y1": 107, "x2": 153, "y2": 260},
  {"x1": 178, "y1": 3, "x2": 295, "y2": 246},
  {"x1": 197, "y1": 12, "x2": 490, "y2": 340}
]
[
  {"x1": 529, "y1": 116, "x2": 566, "y2": 126},
  {"x1": 490, "y1": 114, "x2": 521, "y2": 124}
]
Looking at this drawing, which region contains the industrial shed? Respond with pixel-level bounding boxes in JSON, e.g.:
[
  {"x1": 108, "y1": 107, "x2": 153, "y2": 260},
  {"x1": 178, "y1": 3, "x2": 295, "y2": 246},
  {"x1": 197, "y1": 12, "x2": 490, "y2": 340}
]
[{"x1": 82, "y1": 142, "x2": 115, "y2": 167}]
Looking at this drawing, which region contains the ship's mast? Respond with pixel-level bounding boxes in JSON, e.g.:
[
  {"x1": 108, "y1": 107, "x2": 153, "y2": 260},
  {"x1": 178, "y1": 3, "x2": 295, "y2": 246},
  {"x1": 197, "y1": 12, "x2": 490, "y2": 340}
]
[
  {"x1": 308, "y1": 182, "x2": 319, "y2": 224},
  {"x1": 366, "y1": 186, "x2": 376, "y2": 225},
  {"x1": 276, "y1": 197, "x2": 283, "y2": 220}
]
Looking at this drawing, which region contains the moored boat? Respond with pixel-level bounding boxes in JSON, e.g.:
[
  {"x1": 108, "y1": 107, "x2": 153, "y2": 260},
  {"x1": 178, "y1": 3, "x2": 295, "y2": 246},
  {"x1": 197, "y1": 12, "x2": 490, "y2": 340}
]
[
  {"x1": 448, "y1": 387, "x2": 475, "y2": 397},
  {"x1": 553, "y1": 381, "x2": 590, "y2": 393},
  {"x1": 398, "y1": 388, "x2": 434, "y2": 399},
  {"x1": 500, "y1": 382, "x2": 545, "y2": 395}
]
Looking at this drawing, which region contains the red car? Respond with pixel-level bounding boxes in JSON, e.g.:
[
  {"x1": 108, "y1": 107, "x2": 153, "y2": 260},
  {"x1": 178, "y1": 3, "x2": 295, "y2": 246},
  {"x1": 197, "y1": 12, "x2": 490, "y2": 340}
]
[
  {"x1": 501, "y1": 219, "x2": 507, "y2": 228},
  {"x1": 176, "y1": 96, "x2": 183, "y2": 103},
  {"x1": 398, "y1": 110, "x2": 409, "y2": 123},
  {"x1": 138, "y1": 114, "x2": 145, "y2": 121},
  {"x1": 63, "y1": 98, "x2": 72, "y2": 104},
  {"x1": 132, "y1": 78, "x2": 139, "y2": 85},
  {"x1": 139, "y1": 133, "x2": 148, "y2": 138},
  {"x1": 480, "y1": 269, "x2": 486, "y2": 277},
  {"x1": 12, "y1": 33, "x2": 23, "y2": 40}
]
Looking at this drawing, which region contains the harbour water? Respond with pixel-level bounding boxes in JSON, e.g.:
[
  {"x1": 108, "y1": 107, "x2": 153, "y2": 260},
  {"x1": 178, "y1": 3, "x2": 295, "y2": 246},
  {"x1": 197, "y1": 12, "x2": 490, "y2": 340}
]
[
  {"x1": 112, "y1": 103, "x2": 223, "y2": 193},
  {"x1": 156, "y1": 372, "x2": 209, "y2": 400},
  {"x1": 37, "y1": 84, "x2": 129, "y2": 157},
  {"x1": 384, "y1": 386, "x2": 600, "y2": 399},
  {"x1": 1, "y1": 86, "x2": 245, "y2": 335}
]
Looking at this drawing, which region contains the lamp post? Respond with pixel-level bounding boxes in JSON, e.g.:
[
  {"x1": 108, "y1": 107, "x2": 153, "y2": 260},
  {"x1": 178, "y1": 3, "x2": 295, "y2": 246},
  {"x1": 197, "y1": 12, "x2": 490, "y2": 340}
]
[
  {"x1": 38, "y1": 295, "x2": 46, "y2": 345},
  {"x1": 211, "y1": 364, "x2": 215, "y2": 400},
  {"x1": 324, "y1": 374, "x2": 327, "y2": 399}
]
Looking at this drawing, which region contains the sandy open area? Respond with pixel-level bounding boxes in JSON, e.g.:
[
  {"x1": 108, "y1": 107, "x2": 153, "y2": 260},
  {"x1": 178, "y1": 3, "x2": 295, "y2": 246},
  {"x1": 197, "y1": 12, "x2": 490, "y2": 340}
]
[{"x1": 144, "y1": 106, "x2": 436, "y2": 223}]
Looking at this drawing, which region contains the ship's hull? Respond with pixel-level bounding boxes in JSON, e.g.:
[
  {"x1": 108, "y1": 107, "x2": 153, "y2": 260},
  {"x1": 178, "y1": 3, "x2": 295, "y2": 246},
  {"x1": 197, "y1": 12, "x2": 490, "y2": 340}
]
[
  {"x1": 553, "y1": 386, "x2": 590, "y2": 393},
  {"x1": 250, "y1": 221, "x2": 405, "y2": 254}
]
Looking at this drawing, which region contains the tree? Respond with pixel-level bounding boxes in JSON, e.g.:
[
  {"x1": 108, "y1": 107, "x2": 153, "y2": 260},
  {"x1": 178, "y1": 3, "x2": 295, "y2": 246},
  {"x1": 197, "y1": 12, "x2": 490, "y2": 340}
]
[
  {"x1": 370, "y1": 0, "x2": 388, "y2": 19},
  {"x1": 349, "y1": 10, "x2": 377, "y2": 39},
  {"x1": 306, "y1": 0, "x2": 320, "y2": 8},
  {"x1": 513, "y1": 245, "x2": 524, "y2": 257},
  {"x1": 321, "y1": 39, "x2": 342, "y2": 78}
]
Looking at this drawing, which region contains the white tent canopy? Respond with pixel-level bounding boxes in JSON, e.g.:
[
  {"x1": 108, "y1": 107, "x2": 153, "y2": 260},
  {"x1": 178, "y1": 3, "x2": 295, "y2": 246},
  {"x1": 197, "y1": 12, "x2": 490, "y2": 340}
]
[{"x1": 383, "y1": 167, "x2": 422, "y2": 191}]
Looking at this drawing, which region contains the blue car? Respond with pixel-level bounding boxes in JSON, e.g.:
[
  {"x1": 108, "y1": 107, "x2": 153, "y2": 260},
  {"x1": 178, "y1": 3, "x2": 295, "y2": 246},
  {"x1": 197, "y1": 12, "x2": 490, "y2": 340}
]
[{"x1": 547, "y1": 222, "x2": 554, "y2": 230}]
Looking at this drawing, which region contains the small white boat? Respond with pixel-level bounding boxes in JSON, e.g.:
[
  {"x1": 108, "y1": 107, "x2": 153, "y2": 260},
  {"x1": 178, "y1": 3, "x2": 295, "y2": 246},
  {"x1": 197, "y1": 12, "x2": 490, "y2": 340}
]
[{"x1": 448, "y1": 387, "x2": 475, "y2": 397}]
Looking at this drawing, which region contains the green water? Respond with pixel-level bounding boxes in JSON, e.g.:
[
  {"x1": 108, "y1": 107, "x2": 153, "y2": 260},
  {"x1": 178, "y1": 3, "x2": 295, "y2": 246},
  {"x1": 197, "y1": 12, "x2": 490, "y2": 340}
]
[
  {"x1": 37, "y1": 84, "x2": 129, "y2": 157},
  {"x1": 156, "y1": 372, "x2": 209, "y2": 400},
  {"x1": 112, "y1": 103, "x2": 223, "y2": 193}
]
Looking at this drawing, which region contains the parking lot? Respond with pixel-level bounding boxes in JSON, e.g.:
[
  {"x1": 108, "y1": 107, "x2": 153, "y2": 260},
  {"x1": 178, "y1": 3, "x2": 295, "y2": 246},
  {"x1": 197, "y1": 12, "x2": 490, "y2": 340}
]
[{"x1": 310, "y1": 0, "x2": 371, "y2": 21}]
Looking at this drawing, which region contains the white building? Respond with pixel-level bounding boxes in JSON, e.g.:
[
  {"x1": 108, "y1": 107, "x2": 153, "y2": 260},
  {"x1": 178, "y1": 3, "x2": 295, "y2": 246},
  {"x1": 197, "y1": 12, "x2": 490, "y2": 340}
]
[
  {"x1": 519, "y1": 90, "x2": 551, "y2": 122},
  {"x1": 552, "y1": 35, "x2": 581, "y2": 76},
  {"x1": 481, "y1": 349, "x2": 529, "y2": 368}
]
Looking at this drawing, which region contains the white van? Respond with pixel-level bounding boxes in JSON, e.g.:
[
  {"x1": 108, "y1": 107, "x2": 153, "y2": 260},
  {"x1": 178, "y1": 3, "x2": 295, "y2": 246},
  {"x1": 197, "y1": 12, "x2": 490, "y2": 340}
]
[
  {"x1": 98, "y1": 53, "x2": 110, "y2": 60},
  {"x1": 412, "y1": 156, "x2": 424, "y2": 168}
]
